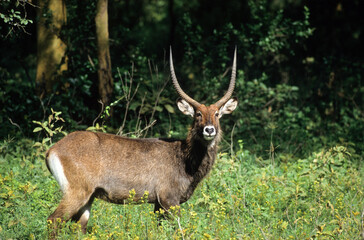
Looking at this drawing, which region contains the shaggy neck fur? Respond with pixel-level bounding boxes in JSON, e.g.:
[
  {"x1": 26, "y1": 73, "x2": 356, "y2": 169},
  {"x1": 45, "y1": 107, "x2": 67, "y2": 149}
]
[{"x1": 182, "y1": 126, "x2": 222, "y2": 200}]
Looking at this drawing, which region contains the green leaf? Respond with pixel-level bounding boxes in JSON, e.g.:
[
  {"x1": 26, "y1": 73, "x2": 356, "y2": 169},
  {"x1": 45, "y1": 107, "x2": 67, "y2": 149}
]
[
  {"x1": 164, "y1": 104, "x2": 175, "y2": 113},
  {"x1": 32, "y1": 142, "x2": 42, "y2": 147},
  {"x1": 155, "y1": 106, "x2": 163, "y2": 112},
  {"x1": 33, "y1": 127, "x2": 43, "y2": 133},
  {"x1": 129, "y1": 102, "x2": 140, "y2": 111}
]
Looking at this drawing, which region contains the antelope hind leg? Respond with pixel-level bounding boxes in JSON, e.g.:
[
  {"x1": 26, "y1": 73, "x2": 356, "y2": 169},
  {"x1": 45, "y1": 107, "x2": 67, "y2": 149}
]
[{"x1": 47, "y1": 189, "x2": 94, "y2": 236}]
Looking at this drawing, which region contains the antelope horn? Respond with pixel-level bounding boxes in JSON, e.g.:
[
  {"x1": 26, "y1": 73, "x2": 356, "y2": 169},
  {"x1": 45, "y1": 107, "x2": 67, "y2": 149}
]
[
  {"x1": 215, "y1": 47, "x2": 237, "y2": 108},
  {"x1": 170, "y1": 47, "x2": 201, "y2": 108}
]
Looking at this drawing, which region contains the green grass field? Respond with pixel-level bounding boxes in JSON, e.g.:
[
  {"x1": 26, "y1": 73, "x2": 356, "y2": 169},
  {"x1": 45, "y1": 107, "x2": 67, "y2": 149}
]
[{"x1": 0, "y1": 137, "x2": 363, "y2": 239}]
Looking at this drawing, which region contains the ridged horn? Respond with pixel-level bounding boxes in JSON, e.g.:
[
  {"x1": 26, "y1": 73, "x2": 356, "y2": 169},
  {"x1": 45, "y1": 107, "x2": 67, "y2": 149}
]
[
  {"x1": 215, "y1": 47, "x2": 237, "y2": 108},
  {"x1": 170, "y1": 47, "x2": 201, "y2": 108}
]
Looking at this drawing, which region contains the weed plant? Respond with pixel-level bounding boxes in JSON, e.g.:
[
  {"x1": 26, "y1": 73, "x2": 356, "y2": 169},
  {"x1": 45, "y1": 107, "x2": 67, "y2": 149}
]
[{"x1": 0, "y1": 135, "x2": 362, "y2": 239}]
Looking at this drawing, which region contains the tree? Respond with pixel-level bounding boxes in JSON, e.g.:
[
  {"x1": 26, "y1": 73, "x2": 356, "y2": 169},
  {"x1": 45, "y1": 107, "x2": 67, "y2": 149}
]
[
  {"x1": 95, "y1": 0, "x2": 113, "y2": 106},
  {"x1": 0, "y1": 0, "x2": 34, "y2": 37},
  {"x1": 36, "y1": 0, "x2": 67, "y2": 96}
]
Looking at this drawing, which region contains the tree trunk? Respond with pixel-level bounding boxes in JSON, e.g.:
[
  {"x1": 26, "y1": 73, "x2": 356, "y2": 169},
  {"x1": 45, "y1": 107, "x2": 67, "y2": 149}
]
[
  {"x1": 36, "y1": 0, "x2": 67, "y2": 96},
  {"x1": 95, "y1": 0, "x2": 113, "y2": 106}
]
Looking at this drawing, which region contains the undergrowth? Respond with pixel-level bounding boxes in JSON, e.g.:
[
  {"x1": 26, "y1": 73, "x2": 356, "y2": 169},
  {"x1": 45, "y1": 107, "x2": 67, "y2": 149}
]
[{"x1": 0, "y1": 136, "x2": 363, "y2": 239}]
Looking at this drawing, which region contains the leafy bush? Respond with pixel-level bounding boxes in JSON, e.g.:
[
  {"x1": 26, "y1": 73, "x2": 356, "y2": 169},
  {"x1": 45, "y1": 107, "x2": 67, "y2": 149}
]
[
  {"x1": 169, "y1": 2, "x2": 317, "y2": 156},
  {"x1": 0, "y1": 0, "x2": 34, "y2": 37},
  {"x1": 0, "y1": 67, "x2": 96, "y2": 138},
  {"x1": 2, "y1": 0, "x2": 363, "y2": 158}
]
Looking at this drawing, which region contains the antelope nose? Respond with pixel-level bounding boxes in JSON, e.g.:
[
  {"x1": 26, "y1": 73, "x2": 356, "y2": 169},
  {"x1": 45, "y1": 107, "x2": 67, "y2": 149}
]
[{"x1": 204, "y1": 126, "x2": 216, "y2": 135}]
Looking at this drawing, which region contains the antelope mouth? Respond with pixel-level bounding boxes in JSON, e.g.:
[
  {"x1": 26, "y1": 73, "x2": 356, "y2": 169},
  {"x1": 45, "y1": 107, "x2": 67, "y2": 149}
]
[{"x1": 203, "y1": 133, "x2": 216, "y2": 141}]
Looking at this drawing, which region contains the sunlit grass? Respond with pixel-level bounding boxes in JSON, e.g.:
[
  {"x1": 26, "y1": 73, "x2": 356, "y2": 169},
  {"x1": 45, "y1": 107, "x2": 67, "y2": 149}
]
[{"x1": 0, "y1": 138, "x2": 363, "y2": 239}]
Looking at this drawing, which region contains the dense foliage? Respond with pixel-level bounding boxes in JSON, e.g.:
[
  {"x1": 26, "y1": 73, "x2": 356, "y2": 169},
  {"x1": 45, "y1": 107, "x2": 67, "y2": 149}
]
[
  {"x1": 0, "y1": 138, "x2": 363, "y2": 239},
  {"x1": 1, "y1": 0, "x2": 363, "y2": 156},
  {"x1": 0, "y1": 0, "x2": 363, "y2": 238}
]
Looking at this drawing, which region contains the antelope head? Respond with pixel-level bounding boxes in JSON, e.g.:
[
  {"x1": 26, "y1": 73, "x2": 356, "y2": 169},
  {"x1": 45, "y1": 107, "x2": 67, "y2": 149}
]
[{"x1": 170, "y1": 47, "x2": 238, "y2": 144}]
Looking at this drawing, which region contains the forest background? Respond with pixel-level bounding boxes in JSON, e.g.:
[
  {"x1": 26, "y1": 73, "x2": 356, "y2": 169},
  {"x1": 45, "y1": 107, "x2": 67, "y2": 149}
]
[{"x1": 0, "y1": 0, "x2": 363, "y2": 239}]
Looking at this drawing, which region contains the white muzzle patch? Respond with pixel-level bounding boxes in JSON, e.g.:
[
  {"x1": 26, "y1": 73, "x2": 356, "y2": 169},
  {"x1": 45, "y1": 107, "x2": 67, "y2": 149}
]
[{"x1": 203, "y1": 125, "x2": 216, "y2": 141}]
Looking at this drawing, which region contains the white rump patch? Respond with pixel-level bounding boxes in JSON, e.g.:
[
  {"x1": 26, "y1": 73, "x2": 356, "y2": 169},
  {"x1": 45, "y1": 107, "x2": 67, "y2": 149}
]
[{"x1": 47, "y1": 152, "x2": 69, "y2": 193}]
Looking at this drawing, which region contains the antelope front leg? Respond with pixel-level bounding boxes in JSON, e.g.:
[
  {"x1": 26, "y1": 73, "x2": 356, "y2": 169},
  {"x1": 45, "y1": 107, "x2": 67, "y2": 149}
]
[{"x1": 154, "y1": 194, "x2": 180, "y2": 221}]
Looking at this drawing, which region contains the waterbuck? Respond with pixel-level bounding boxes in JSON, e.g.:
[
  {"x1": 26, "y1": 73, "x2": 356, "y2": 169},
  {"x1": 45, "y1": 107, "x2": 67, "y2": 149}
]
[{"x1": 46, "y1": 47, "x2": 238, "y2": 234}]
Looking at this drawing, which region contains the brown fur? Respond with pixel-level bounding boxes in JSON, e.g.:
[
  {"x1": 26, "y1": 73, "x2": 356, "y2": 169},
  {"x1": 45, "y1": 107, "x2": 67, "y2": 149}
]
[
  {"x1": 46, "y1": 48, "x2": 238, "y2": 234},
  {"x1": 46, "y1": 102, "x2": 234, "y2": 234}
]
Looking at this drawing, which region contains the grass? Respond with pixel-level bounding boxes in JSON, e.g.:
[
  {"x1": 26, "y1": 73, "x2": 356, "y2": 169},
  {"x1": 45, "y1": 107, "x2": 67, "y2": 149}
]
[{"x1": 0, "y1": 136, "x2": 363, "y2": 239}]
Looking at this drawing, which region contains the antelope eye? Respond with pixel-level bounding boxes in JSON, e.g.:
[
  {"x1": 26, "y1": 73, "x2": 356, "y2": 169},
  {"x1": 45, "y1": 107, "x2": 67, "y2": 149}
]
[
  {"x1": 196, "y1": 112, "x2": 202, "y2": 117},
  {"x1": 215, "y1": 112, "x2": 219, "y2": 117}
]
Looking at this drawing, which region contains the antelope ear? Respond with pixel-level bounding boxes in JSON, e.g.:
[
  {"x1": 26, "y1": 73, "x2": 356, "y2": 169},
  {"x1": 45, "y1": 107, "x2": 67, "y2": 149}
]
[
  {"x1": 218, "y1": 97, "x2": 238, "y2": 118},
  {"x1": 177, "y1": 98, "x2": 195, "y2": 117}
]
